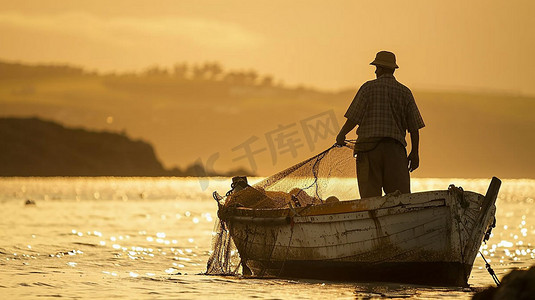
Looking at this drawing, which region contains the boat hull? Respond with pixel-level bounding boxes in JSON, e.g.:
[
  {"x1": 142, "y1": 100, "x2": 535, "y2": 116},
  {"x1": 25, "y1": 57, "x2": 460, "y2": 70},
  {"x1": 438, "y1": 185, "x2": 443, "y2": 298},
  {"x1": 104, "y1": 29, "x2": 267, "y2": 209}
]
[{"x1": 247, "y1": 260, "x2": 471, "y2": 286}]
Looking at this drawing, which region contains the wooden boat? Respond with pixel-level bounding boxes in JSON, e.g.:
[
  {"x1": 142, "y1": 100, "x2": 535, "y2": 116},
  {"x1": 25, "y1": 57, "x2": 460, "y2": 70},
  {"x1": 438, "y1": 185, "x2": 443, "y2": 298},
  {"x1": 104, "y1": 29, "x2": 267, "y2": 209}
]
[{"x1": 216, "y1": 177, "x2": 501, "y2": 286}]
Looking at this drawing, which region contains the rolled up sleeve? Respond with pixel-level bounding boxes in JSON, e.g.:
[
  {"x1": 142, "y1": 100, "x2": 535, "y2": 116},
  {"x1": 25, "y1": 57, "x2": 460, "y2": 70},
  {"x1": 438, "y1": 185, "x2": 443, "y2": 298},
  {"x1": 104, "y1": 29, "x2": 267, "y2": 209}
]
[{"x1": 344, "y1": 85, "x2": 367, "y2": 124}]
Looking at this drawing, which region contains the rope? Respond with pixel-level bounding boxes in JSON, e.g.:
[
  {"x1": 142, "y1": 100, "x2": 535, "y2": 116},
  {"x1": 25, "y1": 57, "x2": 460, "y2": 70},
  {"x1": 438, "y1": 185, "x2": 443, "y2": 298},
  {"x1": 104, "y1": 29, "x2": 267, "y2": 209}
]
[
  {"x1": 299, "y1": 145, "x2": 335, "y2": 201},
  {"x1": 479, "y1": 251, "x2": 501, "y2": 286},
  {"x1": 480, "y1": 217, "x2": 500, "y2": 287}
]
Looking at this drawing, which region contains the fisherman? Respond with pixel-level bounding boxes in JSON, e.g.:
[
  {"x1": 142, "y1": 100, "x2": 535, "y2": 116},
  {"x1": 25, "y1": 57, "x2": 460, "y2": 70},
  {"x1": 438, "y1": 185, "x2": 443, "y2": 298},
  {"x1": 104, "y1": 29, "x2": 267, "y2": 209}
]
[{"x1": 336, "y1": 51, "x2": 425, "y2": 198}]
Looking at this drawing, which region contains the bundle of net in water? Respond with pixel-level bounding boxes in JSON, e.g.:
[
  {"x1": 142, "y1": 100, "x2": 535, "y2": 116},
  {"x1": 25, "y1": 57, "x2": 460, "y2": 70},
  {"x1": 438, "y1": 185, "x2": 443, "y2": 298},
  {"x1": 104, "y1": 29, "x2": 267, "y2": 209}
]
[
  {"x1": 205, "y1": 143, "x2": 357, "y2": 275},
  {"x1": 205, "y1": 219, "x2": 241, "y2": 275}
]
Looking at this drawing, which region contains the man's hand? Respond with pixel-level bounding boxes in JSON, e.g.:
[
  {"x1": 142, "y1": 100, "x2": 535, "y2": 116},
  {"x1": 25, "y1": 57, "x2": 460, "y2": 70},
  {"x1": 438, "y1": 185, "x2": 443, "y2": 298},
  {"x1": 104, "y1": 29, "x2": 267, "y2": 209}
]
[
  {"x1": 408, "y1": 151, "x2": 419, "y2": 172},
  {"x1": 336, "y1": 133, "x2": 347, "y2": 146},
  {"x1": 336, "y1": 119, "x2": 357, "y2": 146}
]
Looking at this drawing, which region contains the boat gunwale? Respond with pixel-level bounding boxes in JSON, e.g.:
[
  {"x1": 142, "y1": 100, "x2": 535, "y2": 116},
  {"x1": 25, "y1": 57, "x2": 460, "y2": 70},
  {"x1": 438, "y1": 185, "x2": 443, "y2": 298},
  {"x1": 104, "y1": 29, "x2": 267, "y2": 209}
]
[
  {"x1": 220, "y1": 189, "x2": 483, "y2": 219},
  {"x1": 225, "y1": 198, "x2": 448, "y2": 226}
]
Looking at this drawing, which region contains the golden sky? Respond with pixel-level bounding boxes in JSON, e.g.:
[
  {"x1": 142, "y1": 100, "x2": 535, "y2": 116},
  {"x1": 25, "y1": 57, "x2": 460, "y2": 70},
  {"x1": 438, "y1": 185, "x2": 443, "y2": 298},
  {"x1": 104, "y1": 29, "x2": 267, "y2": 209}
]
[{"x1": 1, "y1": 0, "x2": 534, "y2": 94}]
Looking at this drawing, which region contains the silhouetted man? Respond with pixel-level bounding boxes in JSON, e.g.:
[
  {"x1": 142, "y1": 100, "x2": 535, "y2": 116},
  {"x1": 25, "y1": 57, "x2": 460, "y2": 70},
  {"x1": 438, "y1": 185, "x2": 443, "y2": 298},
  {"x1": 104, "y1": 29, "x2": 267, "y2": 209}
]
[{"x1": 336, "y1": 51, "x2": 425, "y2": 198}]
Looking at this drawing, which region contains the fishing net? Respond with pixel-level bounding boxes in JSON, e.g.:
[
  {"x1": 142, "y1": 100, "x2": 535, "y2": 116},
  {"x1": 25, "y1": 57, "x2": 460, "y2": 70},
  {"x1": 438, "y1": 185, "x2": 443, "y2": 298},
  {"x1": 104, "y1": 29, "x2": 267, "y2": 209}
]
[
  {"x1": 205, "y1": 143, "x2": 358, "y2": 275},
  {"x1": 205, "y1": 217, "x2": 241, "y2": 275},
  {"x1": 252, "y1": 143, "x2": 358, "y2": 204},
  {"x1": 221, "y1": 143, "x2": 358, "y2": 211}
]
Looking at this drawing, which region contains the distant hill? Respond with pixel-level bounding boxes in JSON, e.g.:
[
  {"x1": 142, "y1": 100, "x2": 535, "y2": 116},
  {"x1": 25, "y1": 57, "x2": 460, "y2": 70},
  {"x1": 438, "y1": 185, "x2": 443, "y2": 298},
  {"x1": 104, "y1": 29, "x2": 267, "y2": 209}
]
[
  {"x1": 0, "y1": 117, "x2": 165, "y2": 176},
  {"x1": 0, "y1": 117, "x2": 251, "y2": 177},
  {"x1": 1, "y1": 60, "x2": 534, "y2": 179}
]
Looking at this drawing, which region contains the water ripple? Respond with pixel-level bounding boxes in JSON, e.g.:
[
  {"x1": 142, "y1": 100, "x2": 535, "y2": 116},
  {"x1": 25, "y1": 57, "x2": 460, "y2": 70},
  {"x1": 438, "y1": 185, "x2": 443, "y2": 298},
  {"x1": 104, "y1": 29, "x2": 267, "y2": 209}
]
[{"x1": 1, "y1": 178, "x2": 535, "y2": 299}]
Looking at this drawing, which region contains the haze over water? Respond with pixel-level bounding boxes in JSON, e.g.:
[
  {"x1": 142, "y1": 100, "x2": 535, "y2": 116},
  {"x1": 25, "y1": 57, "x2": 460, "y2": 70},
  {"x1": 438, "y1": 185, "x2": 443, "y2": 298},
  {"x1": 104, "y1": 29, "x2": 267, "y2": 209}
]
[{"x1": 1, "y1": 177, "x2": 534, "y2": 299}]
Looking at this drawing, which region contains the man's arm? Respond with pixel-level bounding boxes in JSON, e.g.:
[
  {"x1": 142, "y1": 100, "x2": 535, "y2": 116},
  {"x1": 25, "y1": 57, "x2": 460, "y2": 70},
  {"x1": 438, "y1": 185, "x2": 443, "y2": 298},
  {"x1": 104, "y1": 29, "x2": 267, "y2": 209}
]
[
  {"x1": 336, "y1": 119, "x2": 357, "y2": 146},
  {"x1": 408, "y1": 130, "x2": 420, "y2": 172}
]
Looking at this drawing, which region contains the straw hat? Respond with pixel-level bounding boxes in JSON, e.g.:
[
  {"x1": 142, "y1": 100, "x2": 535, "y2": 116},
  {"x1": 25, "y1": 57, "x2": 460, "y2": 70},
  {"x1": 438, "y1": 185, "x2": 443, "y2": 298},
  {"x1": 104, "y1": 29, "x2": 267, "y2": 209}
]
[{"x1": 370, "y1": 51, "x2": 399, "y2": 69}]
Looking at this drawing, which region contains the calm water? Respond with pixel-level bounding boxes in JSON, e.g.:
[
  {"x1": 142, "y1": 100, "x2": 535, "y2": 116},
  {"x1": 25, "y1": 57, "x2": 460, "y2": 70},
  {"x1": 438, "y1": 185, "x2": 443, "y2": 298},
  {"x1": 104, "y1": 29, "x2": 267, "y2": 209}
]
[{"x1": 1, "y1": 177, "x2": 534, "y2": 299}]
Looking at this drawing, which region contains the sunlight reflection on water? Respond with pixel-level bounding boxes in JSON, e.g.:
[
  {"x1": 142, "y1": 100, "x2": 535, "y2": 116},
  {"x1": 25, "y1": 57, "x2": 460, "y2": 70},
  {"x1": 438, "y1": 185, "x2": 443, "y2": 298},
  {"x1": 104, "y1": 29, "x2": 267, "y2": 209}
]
[{"x1": 0, "y1": 177, "x2": 534, "y2": 299}]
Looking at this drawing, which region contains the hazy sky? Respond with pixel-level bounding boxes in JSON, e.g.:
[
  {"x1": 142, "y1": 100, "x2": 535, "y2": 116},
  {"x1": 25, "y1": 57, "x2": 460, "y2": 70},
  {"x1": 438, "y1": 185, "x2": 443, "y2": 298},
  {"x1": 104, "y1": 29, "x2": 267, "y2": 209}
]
[{"x1": 1, "y1": 0, "x2": 534, "y2": 94}]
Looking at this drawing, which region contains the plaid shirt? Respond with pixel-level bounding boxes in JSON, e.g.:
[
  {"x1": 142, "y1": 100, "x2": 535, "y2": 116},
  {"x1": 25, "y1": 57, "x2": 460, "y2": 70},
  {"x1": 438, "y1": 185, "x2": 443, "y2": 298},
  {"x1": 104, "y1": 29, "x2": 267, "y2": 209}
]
[{"x1": 344, "y1": 74, "x2": 425, "y2": 146}]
